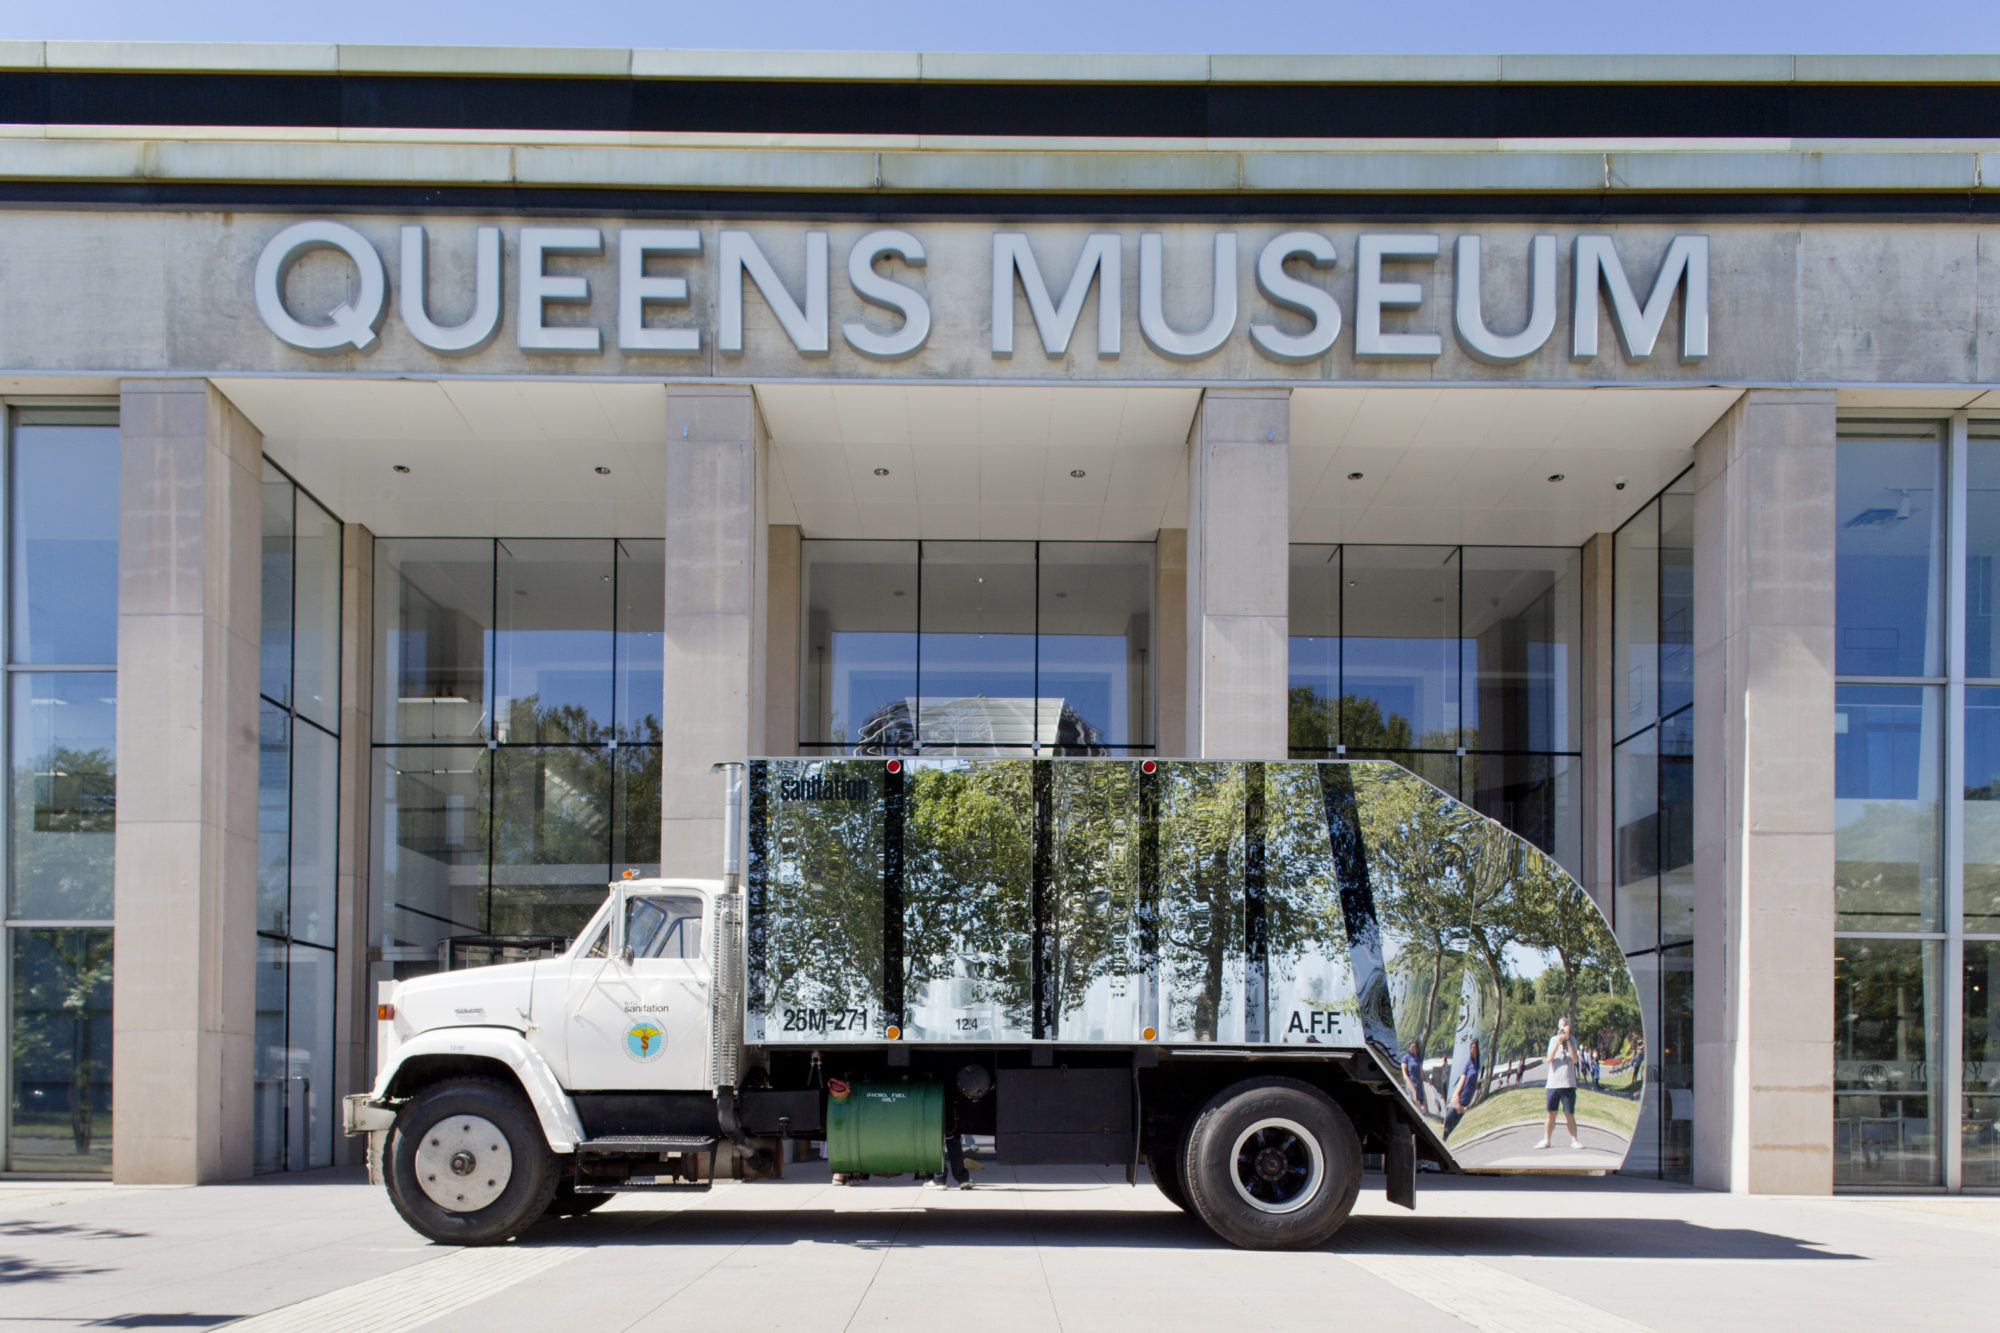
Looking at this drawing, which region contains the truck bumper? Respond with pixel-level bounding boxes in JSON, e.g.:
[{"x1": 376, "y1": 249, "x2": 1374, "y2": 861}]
[{"x1": 343, "y1": 1093, "x2": 396, "y2": 1136}]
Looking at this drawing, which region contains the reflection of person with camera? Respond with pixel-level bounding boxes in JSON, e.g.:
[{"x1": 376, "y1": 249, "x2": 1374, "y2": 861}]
[
  {"x1": 1443, "y1": 1038, "x2": 1480, "y2": 1136},
  {"x1": 1537, "y1": 1016, "x2": 1584, "y2": 1150}
]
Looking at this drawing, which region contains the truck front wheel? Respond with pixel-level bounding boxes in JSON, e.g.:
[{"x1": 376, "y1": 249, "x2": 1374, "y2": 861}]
[
  {"x1": 1180, "y1": 1077, "x2": 1361, "y2": 1250},
  {"x1": 386, "y1": 1078, "x2": 558, "y2": 1245}
]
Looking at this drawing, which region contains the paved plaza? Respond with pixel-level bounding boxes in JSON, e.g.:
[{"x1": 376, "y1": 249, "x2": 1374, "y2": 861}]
[{"x1": 1, "y1": 1164, "x2": 1993, "y2": 1332}]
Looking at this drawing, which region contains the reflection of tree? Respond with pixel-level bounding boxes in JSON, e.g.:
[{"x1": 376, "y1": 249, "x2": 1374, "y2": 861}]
[
  {"x1": 1835, "y1": 800, "x2": 1938, "y2": 925},
  {"x1": 13, "y1": 744, "x2": 116, "y2": 919},
  {"x1": 1049, "y1": 765, "x2": 1140, "y2": 1029},
  {"x1": 904, "y1": 764, "x2": 1034, "y2": 1027},
  {"x1": 1158, "y1": 764, "x2": 1245, "y2": 1039},
  {"x1": 755, "y1": 761, "x2": 885, "y2": 1017},
  {"x1": 7, "y1": 930, "x2": 113, "y2": 1154}
]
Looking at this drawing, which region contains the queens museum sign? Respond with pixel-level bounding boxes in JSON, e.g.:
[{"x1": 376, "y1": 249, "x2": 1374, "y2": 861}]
[{"x1": 249, "y1": 219, "x2": 1711, "y2": 377}]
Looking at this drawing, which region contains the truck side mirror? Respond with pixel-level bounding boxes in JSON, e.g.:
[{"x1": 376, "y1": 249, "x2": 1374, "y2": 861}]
[{"x1": 619, "y1": 944, "x2": 634, "y2": 965}]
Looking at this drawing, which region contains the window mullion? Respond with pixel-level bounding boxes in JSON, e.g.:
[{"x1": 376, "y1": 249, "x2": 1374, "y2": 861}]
[{"x1": 1945, "y1": 412, "x2": 1970, "y2": 1192}]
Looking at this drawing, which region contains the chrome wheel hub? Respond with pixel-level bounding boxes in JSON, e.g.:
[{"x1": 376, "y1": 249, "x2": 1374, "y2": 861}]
[
  {"x1": 414, "y1": 1114, "x2": 512, "y2": 1213},
  {"x1": 1229, "y1": 1117, "x2": 1325, "y2": 1215}
]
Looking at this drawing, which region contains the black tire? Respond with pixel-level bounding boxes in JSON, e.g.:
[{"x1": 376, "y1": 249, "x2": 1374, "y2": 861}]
[
  {"x1": 545, "y1": 1181, "x2": 614, "y2": 1218},
  {"x1": 386, "y1": 1078, "x2": 558, "y2": 1246},
  {"x1": 1180, "y1": 1077, "x2": 1361, "y2": 1250},
  {"x1": 1144, "y1": 1151, "x2": 1191, "y2": 1213}
]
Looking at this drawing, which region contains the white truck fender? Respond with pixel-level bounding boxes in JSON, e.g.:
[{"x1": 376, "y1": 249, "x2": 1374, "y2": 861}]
[{"x1": 371, "y1": 1027, "x2": 587, "y2": 1154}]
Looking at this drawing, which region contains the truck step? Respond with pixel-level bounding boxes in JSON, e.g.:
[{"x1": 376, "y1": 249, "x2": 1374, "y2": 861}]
[
  {"x1": 575, "y1": 1135, "x2": 717, "y2": 1155},
  {"x1": 571, "y1": 1178, "x2": 713, "y2": 1195}
]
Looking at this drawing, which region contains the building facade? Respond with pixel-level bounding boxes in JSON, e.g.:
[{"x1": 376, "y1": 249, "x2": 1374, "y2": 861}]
[{"x1": 0, "y1": 43, "x2": 1995, "y2": 1192}]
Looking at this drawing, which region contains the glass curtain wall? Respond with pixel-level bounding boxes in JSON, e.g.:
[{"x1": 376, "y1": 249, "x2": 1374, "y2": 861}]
[
  {"x1": 1838, "y1": 415, "x2": 2000, "y2": 1192},
  {"x1": 1830, "y1": 416, "x2": 2000, "y2": 1191},
  {"x1": 1611, "y1": 468, "x2": 1696, "y2": 1182},
  {"x1": 369, "y1": 538, "x2": 664, "y2": 988},
  {"x1": 3, "y1": 407, "x2": 118, "y2": 1174},
  {"x1": 1286, "y1": 543, "x2": 1582, "y2": 872},
  {"x1": 800, "y1": 541, "x2": 1154, "y2": 754},
  {"x1": 1834, "y1": 420, "x2": 1948, "y2": 1188},
  {"x1": 255, "y1": 462, "x2": 343, "y2": 1173}
]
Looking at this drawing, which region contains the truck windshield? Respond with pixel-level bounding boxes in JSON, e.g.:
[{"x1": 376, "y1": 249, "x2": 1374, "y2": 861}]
[{"x1": 624, "y1": 894, "x2": 704, "y2": 960}]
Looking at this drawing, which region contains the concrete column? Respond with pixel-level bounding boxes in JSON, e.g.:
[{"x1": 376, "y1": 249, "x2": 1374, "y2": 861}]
[
  {"x1": 1185, "y1": 389, "x2": 1290, "y2": 759},
  {"x1": 1691, "y1": 389, "x2": 1837, "y2": 1195},
  {"x1": 112, "y1": 380, "x2": 261, "y2": 1184},
  {"x1": 661, "y1": 385, "x2": 766, "y2": 877},
  {"x1": 764, "y1": 523, "x2": 801, "y2": 758},
  {"x1": 1154, "y1": 528, "x2": 1188, "y2": 758},
  {"x1": 1579, "y1": 531, "x2": 1615, "y2": 914},
  {"x1": 332, "y1": 522, "x2": 374, "y2": 1165}
]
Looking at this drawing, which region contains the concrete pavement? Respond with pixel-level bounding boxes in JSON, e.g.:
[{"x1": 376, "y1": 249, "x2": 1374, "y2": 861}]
[{"x1": 1, "y1": 1164, "x2": 1994, "y2": 1332}]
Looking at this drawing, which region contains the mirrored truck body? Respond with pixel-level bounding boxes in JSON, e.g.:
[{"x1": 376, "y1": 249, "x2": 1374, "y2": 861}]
[
  {"x1": 350, "y1": 757, "x2": 1642, "y2": 1250},
  {"x1": 750, "y1": 757, "x2": 1642, "y2": 1176}
]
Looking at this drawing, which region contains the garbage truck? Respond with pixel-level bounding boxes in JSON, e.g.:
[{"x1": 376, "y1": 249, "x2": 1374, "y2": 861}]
[{"x1": 345, "y1": 757, "x2": 1643, "y2": 1250}]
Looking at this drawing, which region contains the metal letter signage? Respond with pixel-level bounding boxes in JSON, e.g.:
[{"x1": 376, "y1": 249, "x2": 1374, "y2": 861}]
[
  {"x1": 249, "y1": 222, "x2": 1711, "y2": 370},
  {"x1": 254, "y1": 220, "x2": 388, "y2": 353}
]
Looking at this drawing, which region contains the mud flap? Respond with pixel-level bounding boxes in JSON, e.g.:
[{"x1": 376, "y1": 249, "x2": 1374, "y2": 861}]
[{"x1": 1385, "y1": 1117, "x2": 1416, "y2": 1210}]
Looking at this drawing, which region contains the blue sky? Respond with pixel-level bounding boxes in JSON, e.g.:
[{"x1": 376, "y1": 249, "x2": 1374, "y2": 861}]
[{"x1": 0, "y1": 0, "x2": 1993, "y2": 55}]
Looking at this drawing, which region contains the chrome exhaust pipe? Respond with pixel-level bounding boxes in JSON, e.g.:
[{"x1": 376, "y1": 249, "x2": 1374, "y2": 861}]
[{"x1": 711, "y1": 760, "x2": 745, "y2": 893}]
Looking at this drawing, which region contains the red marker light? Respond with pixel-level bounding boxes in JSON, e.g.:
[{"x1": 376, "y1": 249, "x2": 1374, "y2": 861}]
[
  {"x1": 1141, "y1": 759, "x2": 1157, "y2": 774},
  {"x1": 376, "y1": 1004, "x2": 396, "y2": 1021},
  {"x1": 886, "y1": 758, "x2": 902, "y2": 774}
]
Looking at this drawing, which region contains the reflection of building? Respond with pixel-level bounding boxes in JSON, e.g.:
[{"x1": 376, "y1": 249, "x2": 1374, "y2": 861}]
[
  {"x1": 855, "y1": 698, "x2": 1109, "y2": 756},
  {"x1": 0, "y1": 43, "x2": 1994, "y2": 1198}
]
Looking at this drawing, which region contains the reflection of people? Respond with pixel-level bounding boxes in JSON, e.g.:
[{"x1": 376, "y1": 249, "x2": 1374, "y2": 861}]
[
  {"x1": 1537, "y1": 1016, "x2": 1584, "y2": 1150},
  {"x1": 1443, "y1": 1039, "x2": 1480, "y2": 1136},
  {"x1": 1400, "y1": 1041, "x2": 1426, "y2": 1110},
  {"x1": 925, "y1": 1104, "x2": 972, "y2": 1191}
]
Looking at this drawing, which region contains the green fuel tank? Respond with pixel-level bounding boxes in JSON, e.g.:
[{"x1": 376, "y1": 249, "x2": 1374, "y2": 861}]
[{"x1": 826, "y1": 1080, "x2": 943, "y2": 1175}]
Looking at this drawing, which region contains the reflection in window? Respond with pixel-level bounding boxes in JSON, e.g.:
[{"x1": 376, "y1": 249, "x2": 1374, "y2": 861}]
[
  {"x1": 1834, "y1": 684, "x2": 1942, "y2": 933},
  {"x1": 1463, "y1": 547, "x2": 1579, "y2": 754},
  {"x1": 1614, "y1": 498, "x2": 1660, "y2": 741},
  {"x1": 800, "y1": 541, "x2": 1154, "y2": 754},
  {"x1": 495, "y1": 539, "x2": 615, "y2": 744},
  {"x1": 1287, "y1": 546, "x2": 1339, "y2": 753},
  {"x1": 377, "y1": 538, "x2": 494, "y2": 743},
  {"x1": 369, "y1": 537, "x2": 665, "y2": 978},
  {"x1": 1659, "y1": 477, "x2": 1695, "y2": 718},
  {"x1": 6, "y1": 928, "x2": 112, "y2": 1172},
  {"x1": 5, "y1": 408, "x2": 119, "y2": 1177},
  {"x1": 9, "y1": 672, "x2": 116, "y2": 921},
  {"x1": 1342, "y1": 546, "x2": 1460, "y2": 749},
  {"x1": 256, "y1": 462, "x2": 342, "y2": 1172},
  {"x1": 11, "y1": 418, "x2": 119, "y2": 667},
  {"x1": 1836, "y1": 425, "x2": 1944, "y2": 680},
  {"x1": 1967, "y1": 942, "x2": 2000, "y2": 1189},
  {"x1": 1965, "y1": 688, "x2": 2000, "y2": 933},
  {"x1": 1835, "y1": 938, "x2": 1942, "y2": 1188},
  {"x1": 1288, "y1": 542, "x2": 1581, "y2": 872}
]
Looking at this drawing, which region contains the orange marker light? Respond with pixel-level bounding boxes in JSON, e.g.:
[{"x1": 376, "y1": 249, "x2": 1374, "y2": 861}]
[
  {"x1": 1142, "y1": 1026, "x2": 1156, "y2": 1041},
  {"x1": 377, "y1": 1004, "x2": 396, "y2": 1021},
  {"x1": 885, "y1": 1025, "x2": 902, "y2": 1041}
]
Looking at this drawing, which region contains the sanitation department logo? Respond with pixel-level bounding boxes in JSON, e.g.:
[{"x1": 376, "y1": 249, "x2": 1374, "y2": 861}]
[{"x1": 624, "y1": 1023, "x2": 666, "y2": 1063}]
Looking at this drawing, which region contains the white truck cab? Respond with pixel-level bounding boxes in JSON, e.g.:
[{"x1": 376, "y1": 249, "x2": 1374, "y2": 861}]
[{"x1": 348, "y1": 876, "x2": 743, "y2": 1243}]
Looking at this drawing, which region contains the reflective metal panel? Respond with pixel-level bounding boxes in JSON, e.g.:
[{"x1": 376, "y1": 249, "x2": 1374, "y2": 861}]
[{"x1": 746, "y1": 757, "x2": 1642, "y2": 1172}]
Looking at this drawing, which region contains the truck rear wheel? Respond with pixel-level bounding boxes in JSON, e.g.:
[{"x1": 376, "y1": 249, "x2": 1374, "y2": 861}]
[
  {"x1": 386, "y1": 1078, "x2": 557, "y2": 1246},
  {"x1": 1180, "y1": 1077, "x2": 1360, "y2": 1250},
  {"x1": 1144, "y1": 1152, "x2": 1191, "y2": 1213}
]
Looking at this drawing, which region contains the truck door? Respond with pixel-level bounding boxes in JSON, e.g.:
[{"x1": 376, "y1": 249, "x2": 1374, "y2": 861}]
[{"x1": 564, "y1": 891, "x2": 712, "y2": 1092}]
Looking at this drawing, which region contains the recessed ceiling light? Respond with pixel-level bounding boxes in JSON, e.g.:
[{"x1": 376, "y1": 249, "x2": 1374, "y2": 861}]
[
  {"x1": 892, "y1": 590, "x2": 906, "y2": 597},
  {"x1": 392, "y1": 464, "x2": 410, "y2": 474},
  {"x1": 1070, "y1": 469, "x2": 1087, "y2": 478},
  {"x1": 1347, "y1": 580, "x2": 1357, "y2": 587},
  {"x1": 1055, "y1": 592, "x2": 1068, "y2": 599},
  {"x1": 873, "y1": 467, "x2": 890, "y2": 476},
  {"x1": 1347, "y1": 471, "x2": 1364, "y2": 480},
  {"x1": 594, "y1": 466, "x2": 611, "y2": 475},
  {"x1": 1547, "y1": 473, "x2": 1566, "y2": 482}
]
